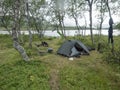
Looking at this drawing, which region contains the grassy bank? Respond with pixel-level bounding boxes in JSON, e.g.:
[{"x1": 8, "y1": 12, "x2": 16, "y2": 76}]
[{"x1": 0, "y1": 35, "x2": 120, "y2": 90}]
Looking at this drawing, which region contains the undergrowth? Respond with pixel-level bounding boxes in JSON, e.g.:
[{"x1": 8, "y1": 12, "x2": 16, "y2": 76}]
[
  {"x1": 0, "y1": 35, "x2": 120, "y2": 90},
  {"x1": 0, "y1": 60, "x2": 50, "y2": 90}
]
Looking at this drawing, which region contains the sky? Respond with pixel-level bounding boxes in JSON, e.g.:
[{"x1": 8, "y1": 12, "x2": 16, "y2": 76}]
[
  {"x1": 58, "y1": 0, "x2": 120, "y2": 28},
  {"x1": 64, "y1": 12, "x2": 120, "y2": 28},
  {"x1": 0, "y1": 0, "x2": 119, "y2": 28}
]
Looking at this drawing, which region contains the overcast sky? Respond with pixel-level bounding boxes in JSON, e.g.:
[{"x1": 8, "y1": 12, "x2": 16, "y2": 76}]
[{"x1": 64, "y1": 11, "x2": 120, "y2": 28}]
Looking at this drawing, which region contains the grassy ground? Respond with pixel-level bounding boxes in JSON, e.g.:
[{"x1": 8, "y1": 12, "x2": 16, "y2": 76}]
[{"x1": 0, "y1": 35, "x2": 120, "y2": 90}]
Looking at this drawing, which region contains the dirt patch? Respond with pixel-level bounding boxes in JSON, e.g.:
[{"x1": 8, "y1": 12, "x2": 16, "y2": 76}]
[{"x1": 49, "y1": 69, "x2": 60, "y2": 90}]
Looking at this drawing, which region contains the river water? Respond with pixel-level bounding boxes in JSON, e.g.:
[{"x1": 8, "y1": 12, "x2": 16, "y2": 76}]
[{"x1": 0, "y1": 29, "x2": 120, "y2": 37}]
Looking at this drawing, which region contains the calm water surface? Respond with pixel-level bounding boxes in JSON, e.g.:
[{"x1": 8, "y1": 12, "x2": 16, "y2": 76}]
[{"x1": 0, "y1": 29, "x2": 120, "y2": 36}]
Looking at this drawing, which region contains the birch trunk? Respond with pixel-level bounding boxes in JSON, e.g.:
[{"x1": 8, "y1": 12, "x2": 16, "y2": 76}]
[
  {"x1": 87, "y1": 0, "x2": 94, "y2": 45},
  {"x1": 12, "y1": 0, "x2": 29, "y2": 61}
]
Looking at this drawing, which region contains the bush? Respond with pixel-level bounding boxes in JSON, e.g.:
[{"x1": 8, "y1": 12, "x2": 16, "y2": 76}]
[{"x1": 103, "y1": 46, "x2": 120, "y2": 64}]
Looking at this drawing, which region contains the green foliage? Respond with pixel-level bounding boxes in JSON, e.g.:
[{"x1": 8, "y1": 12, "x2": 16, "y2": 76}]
[
  {"x1": 60, "y1": 66, "x2": 117, "y2": 90},
  {"x1": 0, "y1": 61, "x2": 50, "y2": 90},
  {"x1": 97, "y1": 42, "x2": 109, "y2": 53},
  {"x1": 2, "y1": 0, "x2": 15, "y2": 8},
  {"x1": 103, "y1": 46, "x2": 120, "y2": 64},
  {"x1": 39, "y1": 36, "x2": 57, "y2": 41},
  {"x1": 0, "y1": 35, "x2": 13, "y2": 49},
  {"x1": 56, "y1": 38, "x2": 65, "y2": 46},
  {"x1": 115, "y1": 23, "x2": 120, "y2": 29},
  {"x1": 101, "y1": 36, "x2": 120, "y2": 74},
  {"x1": 0, "y1": 35, "x2": 120, "y2": 90},
  {"x1": 100, "y1": 36, "x2": 120, "y2": 64}
]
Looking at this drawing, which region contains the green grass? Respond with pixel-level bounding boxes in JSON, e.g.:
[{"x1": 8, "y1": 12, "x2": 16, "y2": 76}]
[
  {"x1": 0, "y1": 61, "x2": 50, "y2": 90},
  {"x1": 0, "y1": 35, "x2": 120, "y2": 90},
  {"x1": 59, "y1": 52, "x2": 120, "y2": 90}
]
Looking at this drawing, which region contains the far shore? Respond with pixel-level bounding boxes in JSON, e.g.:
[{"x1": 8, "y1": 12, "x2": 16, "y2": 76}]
[{"x1": 0, "y1": 26, "x2": 112, "y2": 31}]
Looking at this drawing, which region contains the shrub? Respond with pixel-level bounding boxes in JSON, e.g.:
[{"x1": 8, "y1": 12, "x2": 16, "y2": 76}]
[{"x1": 103, "y1": 46, "x2": 120, "y2": 64}]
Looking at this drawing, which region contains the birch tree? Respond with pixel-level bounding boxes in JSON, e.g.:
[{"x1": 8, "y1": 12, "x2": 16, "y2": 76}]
[
  {"x1": 49, "y1": 0, "x2": 66, "y2": 38},
  {"x1": 0, "y1": 0, "x2": 13, "y2": 35},
  {"x1": 66, "y1": 0, "x2": 85, "y2": 36},
  {"x1": 86, "y1": 0, "x2": 95, "y2": 45},
  {"x1": 96, "y1": 0, "x2": 107, "y2": 40},
  {"x1": 28, "y1": 0, "x2": 48, "y2": 39},
  {"x1": 12, "y1": 0, "x2": 29, "y2": 61}
]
